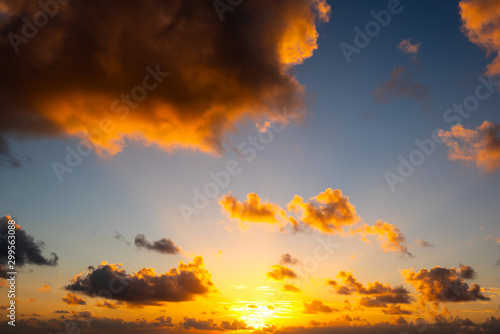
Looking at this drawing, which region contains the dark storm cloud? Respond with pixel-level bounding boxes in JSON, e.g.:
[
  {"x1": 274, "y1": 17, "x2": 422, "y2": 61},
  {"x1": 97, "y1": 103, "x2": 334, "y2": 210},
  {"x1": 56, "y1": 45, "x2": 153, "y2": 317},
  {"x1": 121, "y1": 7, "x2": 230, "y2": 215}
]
[
  {"x1": 134, "y1": 234, "x2": 181, "y2": 255},
  {"x1": 0, "y1": 215, "x2": 58, "y2": 278},
  {"x1": 0, "y1": 0, "x2": 330, "y2": 166},
  {"x1": 64, "y1": 256, "x2": 216, "y2": 305}
]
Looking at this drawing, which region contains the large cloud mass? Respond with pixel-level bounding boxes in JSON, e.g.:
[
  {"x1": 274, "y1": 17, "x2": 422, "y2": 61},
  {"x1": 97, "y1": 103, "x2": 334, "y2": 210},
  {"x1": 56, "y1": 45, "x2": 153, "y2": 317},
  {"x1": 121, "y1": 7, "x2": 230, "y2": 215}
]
[
  {"x1": 0, "y1": 0, "x2": 330, "y2": 167},
  {"x1": 65, "y1": 256, "x2": 216, "y2": 305},
  {"x1": 460, "y1": 0, "x2": 500, "y2": 76}
]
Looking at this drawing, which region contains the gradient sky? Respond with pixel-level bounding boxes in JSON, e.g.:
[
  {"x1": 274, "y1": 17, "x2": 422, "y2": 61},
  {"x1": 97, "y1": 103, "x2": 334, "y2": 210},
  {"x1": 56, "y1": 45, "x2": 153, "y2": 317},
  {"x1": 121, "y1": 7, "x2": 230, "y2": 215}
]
[{"x1": 1, "y1": 0, "x2": 500, "y2": 333}]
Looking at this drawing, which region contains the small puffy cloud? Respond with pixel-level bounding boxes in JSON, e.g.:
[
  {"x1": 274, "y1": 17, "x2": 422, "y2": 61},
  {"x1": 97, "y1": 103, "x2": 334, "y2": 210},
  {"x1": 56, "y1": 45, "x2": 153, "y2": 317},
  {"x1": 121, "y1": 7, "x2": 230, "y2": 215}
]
[
  {"x1": 303, "y1": 300, "x2": 338, "y2": 314},
  {"x1": 329, "y1": 271, "x2": 413, "y2": 307},
  {"x1": 460, "y1": 0, "x2": 500, "y2": 76},
  {"x1": 62, "y1": 293, "x2": 86, "y2": 306},
  {"x1": 372, "y1": 66, "x2": 429, "y2": 104},
  {"x1": 403, "y1": 265, "x2": 490, "y2": 303},
  {"x1": 39, "y1": 284, "x2": 50, "y2": 293},
  {"x1": 439, "y1": 121, "x2": 500, "y2": 171},
  {"x1": 282, "y1": 283, "x2": 301, "y2": 293},
  {"x1": 398, "y1": 39, "x2": 421, "y2": 55},
  {"x1": 280, "y1": 253, "x2": 299, "y2": 266},
  {"x1": 219, "y1": 192, "x2": 287, "y2": 228},
  {"x1": 134, "y1": 234, "x2": 180, "y2": 255},
  {"x1": 266, "y1": 265, "x2": 298, "y2": 281},
  {"x1": 65, "y1": 256, "x2": 216, "y2": 306},
  {"x1": 351, "y1": 220, "x2": 413, "y2": 257},
  {"x1": 416, "y1": 239, "x2": 434, "y2": 247},
  {"x1": 0, "y1": 216, "x2": 59, "y2": 277},
  {"x1": 287, "y1": 188, "x2": 360, "y2": 233}
]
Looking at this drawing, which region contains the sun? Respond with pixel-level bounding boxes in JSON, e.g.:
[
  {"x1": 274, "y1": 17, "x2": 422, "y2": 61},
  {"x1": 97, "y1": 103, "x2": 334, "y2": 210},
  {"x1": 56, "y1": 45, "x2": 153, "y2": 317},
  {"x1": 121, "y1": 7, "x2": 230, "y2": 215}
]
[{"x1": 238, "y1": 304, "x2": 276, "y2": 329}]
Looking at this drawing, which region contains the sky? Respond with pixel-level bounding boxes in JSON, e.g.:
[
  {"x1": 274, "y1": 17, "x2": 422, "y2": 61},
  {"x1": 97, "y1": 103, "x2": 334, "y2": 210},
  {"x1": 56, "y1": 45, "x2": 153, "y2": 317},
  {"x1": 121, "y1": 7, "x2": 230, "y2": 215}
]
[{"x1": 1, "y1": 0, "x2": 500, "y2": 333}]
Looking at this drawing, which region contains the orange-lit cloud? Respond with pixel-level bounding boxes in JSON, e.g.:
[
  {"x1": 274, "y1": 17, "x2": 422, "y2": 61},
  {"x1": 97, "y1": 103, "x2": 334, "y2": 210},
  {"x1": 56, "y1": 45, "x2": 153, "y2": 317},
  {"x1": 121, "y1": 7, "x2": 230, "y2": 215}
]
[
  {"x1": 398, "y1": 39, "x2": 421, "y2": 55},
  {"x1": 460, "y1": 0, "x2": 500, "y2": 76},
  {"x1": 287, "y1": 188, "x2": 360, "y2": 233},
  {"x1": 39, "y1": 284, "x2": 50, "y2": 293},
  {"x1": 219, "y1": 190, "x2": 412, "y2": 255},
  {"x1": 219, "y1": 192, "x2": 287, "y2": 228},
  {"x1": 62, "y1": 293, "x2": 86, "y2": 305},
  {"x1": 350, "y1": 220, "x2": 413, "y2": 257},
  {"x1": 65, "y1": 256, "x2": 216, "y2": 306},
  {"x1": 328, "y1": 271, "x2": 413, "y2": 307},
  {"x1": 303, "y1": 300, "x2": 338, "y2": 314},
  {"x1": 95, "y1": 301, "x2": 119, "y2": 309},
  {"x1": 0, "y1": 0, "x2": 331, "y2": 167},
  {"x1": 439, "y1": 121, "x2": 500, "y2": 171},
  {"x1": 403, "y1": 265, "x2": 490, "y2": 304},
  {"x1": 282, "y1": 283, "x2": 301, "y2": 293},
  {"x1": 266, "y1": 265, "x2": 298, "y2": 281}
]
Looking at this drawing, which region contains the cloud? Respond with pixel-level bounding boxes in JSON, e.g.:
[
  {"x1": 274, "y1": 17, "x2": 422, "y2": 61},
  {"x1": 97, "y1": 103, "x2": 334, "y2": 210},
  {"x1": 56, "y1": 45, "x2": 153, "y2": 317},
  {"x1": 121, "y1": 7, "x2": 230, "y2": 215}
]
[
  {"x1": 303, "y1": 300, "x2": 338, "y2": 314},
  {"x1": 65, "y1": 256, "x2": 216, "y2": 306},
  {"x1": 328, "y1": 271, "x2": 413, "y2": 307},
  {"x1": 266, "y1": 265, "x2": 298, "y2": 281},
  {"x1": 372, "y1": 66, "x2": 429, "y2": 104},
  {"x1": 0, "y1": 0, "x2": 330, "y2": 167},
  {"x1": 181, "y1": 317, "x2": 220, "y2": 331},
  {"x1": 398, "y1": 39, "x2": 421, "y2": 55},
  {"x1": 287, "y1": 188, "x2": 360, "y2": 233},
  {"x1": 460, "y1": 0, "x2": 500, "y2": 76},
  {"x1": 279, "y1": 253, "x2": 299, "y2": 265},
  {"x1": 134, "y1": 234, "x2": 181, "y2": 255},
  {"x1": 439, "y1": 121, "x2": 500, "y2": 171},
  {"x1": 218, "y1": 190, "x2": 411, "y2": 256},
  {"x1": 219, "y1": 192, "x2": 287, "y2": 227},
  {"x1": 52, "y1": 310, "x2": 69, "y2": 314},
  {"x1": 403, "y1": 265, "x2": 490, "y2": 303},
  {"x1": 282, "y1": 283, "x2": 301, "y2": 293},
  {"x1": 95, "y1": 301, "x2": 119, "y2": 309},
  {"x1": 416, "y1": 238, "x2": 434, "y2": 247},
  {"x1": 220, "y1": 319, "x2": 251, "y2": 330},
  {"x1": 62, "y1": 293, "x2": 86, "y2": 305},
  {"x1": 0, "y1": 216, "x2": 58, "y2": 278},
  {"x1": 381, "y1": 304, "x2": 413, "y2": 315},
  {"x1": 350, "y1": 220, "x2": 413, "y2": 257},
  {"x1": 38, "y1": 284, "x2": 50, "y2": 293}
]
